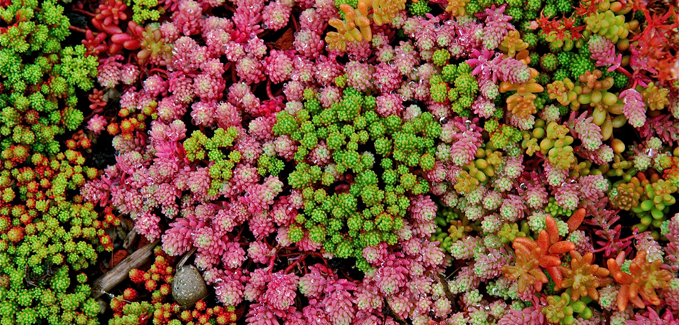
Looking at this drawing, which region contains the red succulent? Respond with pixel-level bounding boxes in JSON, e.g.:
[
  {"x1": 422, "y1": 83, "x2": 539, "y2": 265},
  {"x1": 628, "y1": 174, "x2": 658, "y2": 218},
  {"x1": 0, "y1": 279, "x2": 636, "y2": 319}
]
[
  {"x1": 607, "y1": 250, "x2": 674, "y2": 311},
  {"x1": 501, "y1": 215, "x2": 575, "y2": 293}
]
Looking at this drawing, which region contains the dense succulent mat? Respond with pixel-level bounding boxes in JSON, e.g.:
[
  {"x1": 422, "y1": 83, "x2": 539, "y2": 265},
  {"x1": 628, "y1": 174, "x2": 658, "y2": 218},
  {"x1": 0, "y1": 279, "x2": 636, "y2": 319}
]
[{"x1": 0, "y1": 0, "x2": 678, "y2": 324}]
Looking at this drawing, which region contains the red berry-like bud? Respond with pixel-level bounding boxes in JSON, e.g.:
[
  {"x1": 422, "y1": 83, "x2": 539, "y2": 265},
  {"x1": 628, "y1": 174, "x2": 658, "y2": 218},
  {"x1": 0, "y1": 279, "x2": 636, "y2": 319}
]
[
  {"x1": 216, "y1": 314, "x2": 228, "y2": 325},
  {"x1": 152, "y1": 290, "x2": 163, "y2": 303},
  {"x1": 153, "y1": 308, "x2": 165, "y2": 320},
  {"x1": 7, "y1": 227, "x2": 24, "y2": 243},
  {"x1": 107, "y1": 123, "x2": 120, "y2": 135},
  {"x1": 0, "y1": 216, "x2": 11, "y2": 233},
  {"x1": 198, "y1": 314, "x2": 210, "y2": 324},
  {"x1": 19, "y1": 211, "x2": 35, "y2": 225},
  {"x1": 119, "y1": 108, "x2": 130, "y2": 118},
  {"x1": 80, "y1": 138, "x2": 92, "y2": 149},
  {"x1": 26, "y1": 181, "x2": 39, "y2": 193},
  {"x1": 11, "y1": 145, "x2": 29, "y2": 163},
  {"x1": 104, "y1": 213, "x2": 116, "y2": 224},
  {"x1": 120, "y1": 119, "x2": 134, "y2": 134},
  {"x1": 181, "y1": 310, "x2": 193, "y2": 321},
  {"x1": 195, "y1": 300, "x2": 207, "y2": 311},
  {"x1": 66, "y1": 139, "x2": 77, "y2": 150},
  {"x1": 25, "y1": 198, "x2": 36, "y2": 209},
  {"x1": 99, "y1": 234, "x2": 111, "y2": 246},
  {"x1": 110, "y1": 297, "x2": 125, "y2": 313},
  {"x1": 123, "y1": 288, "x2": 138, "y2": 301},
  {"x1": 159, "y1": 284, "x2": 171, "y2": 296},
  {"x1": 129, "y1": 269, "x2": 146, "y2": 284},
  {"x1": 145, "y1": 279, "x2": 157, "y2": 291}
]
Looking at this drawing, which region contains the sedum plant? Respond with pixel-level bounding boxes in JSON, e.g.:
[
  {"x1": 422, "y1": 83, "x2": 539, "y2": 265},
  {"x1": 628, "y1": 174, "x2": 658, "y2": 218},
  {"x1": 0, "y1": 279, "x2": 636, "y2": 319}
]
[{"x1": 0, "y1": 0, "x2": 106, "y2": 324}]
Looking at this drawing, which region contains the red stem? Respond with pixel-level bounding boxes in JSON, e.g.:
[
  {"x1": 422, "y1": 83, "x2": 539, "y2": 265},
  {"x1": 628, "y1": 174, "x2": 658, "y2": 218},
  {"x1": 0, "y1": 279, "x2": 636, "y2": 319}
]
[
  {"x1": 615, "y1": 66, "x2": 633, "y2": 78},
  {"x1": 231, "y1": 64, "x2": 237, "y2": 83},
  {"x1": 268, "y1": 254, "x2": 276, "y2": 270},
  {"x1": 267, "y1": 248, "x2": 282, "y2": 274},
  {"x1": 284, "y1": 255, "x2": 307, "y2": 273},
  {"x1": 149, "y1": 68, "x2": 169, "y2": 75},
  {"x1": 306, "y1": 251, "x2": 329, "y2": 267},
  {"x1": 69, "y1": 26, "x2": 87, "y2": 33},
  {"x1": 266, "y1": 79, "x2": 274, "y2": 100},
  {"x1": 291, "y1": 14, "x2": 299, "y2": 33},
  {"x1": 340, "y1": 270, "x2": 355, "y2": 282},
  {"x1": 72, "y1": 8, "x2": 96, "y2": 17}
]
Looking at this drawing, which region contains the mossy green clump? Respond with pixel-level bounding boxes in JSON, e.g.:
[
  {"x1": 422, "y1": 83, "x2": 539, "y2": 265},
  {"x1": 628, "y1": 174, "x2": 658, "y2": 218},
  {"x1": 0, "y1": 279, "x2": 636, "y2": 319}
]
[
  {"x1": 273, "y1": 88, "x2": 442, "y2": 271},
  {"x1": 0, "y1": 1, "x2": 106, "y2": 324}
]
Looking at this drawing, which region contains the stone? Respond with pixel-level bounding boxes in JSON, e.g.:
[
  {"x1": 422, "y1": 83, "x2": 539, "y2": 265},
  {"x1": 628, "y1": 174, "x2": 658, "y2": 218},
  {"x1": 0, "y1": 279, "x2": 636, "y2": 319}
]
[{"x1": 172, "y1": 264, "x2": 208, "y2": 308}]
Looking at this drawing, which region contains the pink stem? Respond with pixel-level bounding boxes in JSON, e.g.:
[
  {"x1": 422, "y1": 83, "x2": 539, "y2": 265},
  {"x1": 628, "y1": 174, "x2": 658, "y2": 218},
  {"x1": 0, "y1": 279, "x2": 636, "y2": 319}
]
[
  {"x1": 284, "y1": 255, "x2": 307, "y2": 273},
  {"x1": 232, "y1": 64, "x2": 238, "y2": 83},
  {"x1": 69, "y1": 26, "x2": 87, "y2": 33},
  {"x1": 266, "y1": 79, "x2": 274, "y2": 100},
  {"x1": 306, "y1": 251, "x2": 329, "y2": 267},
  {"x1": 149, "y1": 68, "x2": 168, "y2": 76},
  {"x1": 291, "y1": 13, "x2": 299, "y2": 32},
  {"x1": 267, "y1": 248, "x2": 282, "y2": 274},
  {"x1": 73, "y1": 8, "x2": 96, "y2": 17},
  {"x1": 616, "y1": 66, "x2": 633, "y2": 78},
  {"x1": 268, "y1": 254, "x2": 276, "y2": 270}
]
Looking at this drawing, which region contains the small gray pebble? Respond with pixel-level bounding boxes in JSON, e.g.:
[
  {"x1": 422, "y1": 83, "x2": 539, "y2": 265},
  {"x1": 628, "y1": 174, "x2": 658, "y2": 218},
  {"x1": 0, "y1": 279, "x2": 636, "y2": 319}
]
[{"x1": 172, "y1": 265, "x2": 208, "y2": 308}]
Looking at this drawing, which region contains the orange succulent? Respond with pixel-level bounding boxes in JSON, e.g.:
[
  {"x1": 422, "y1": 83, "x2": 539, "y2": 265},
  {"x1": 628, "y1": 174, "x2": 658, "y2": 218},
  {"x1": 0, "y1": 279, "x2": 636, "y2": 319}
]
[
  {"x1": 498, "y1": 31, "x2": 528, "y2": 58},
  {"x1": 445, "y1": 0, "x2": 470, "y2": 17},
  {"x1": 607, "y1": 250, "x2": 674, "y2": 311},
  {"x1": 501, "y1": 215, "x2": 575, "y2": 293},
  {"x1": 557, "y1": 251, "x2": 612, "y2": 301},
  {"x1": 566, "y1": 208, "x2": 586, "y2": 232},
  {"x1": 371, "y1": 0, "x2": 406, "y2": 26},
  {"x1": 326, "y1": 1, "x2": 372, "y2": 50},
  {"x1": 641, "y1": 82, "x2": 670, "y2": 111},
  {"x1": 546, "y1": 78, "x2": 577, "y2": 108},
  {"x1": 578, "y1": 70, "x2": 613, "y2": 94},
  {"x1": 500, "y1": 68, "x2": 544, "y2": 119}
]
